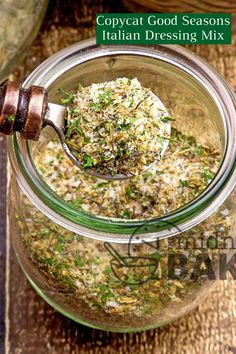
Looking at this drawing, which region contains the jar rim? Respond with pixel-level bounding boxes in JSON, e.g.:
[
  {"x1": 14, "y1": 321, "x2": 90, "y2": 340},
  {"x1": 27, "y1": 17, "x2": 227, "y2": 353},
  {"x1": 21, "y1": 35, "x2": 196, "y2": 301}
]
[{"x1": 8, "y1": 39, "x2": 236, "y2": 243}]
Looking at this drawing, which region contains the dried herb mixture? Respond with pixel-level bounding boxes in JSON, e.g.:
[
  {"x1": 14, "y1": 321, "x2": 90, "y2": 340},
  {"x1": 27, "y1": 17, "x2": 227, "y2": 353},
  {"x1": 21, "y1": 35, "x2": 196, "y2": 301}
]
[
  {"x1": 36, "y1": 128, "x2": 219, "y2": 220},
  {"x1": 60, "y1": 77, "x2": 170, "y2": 176}
]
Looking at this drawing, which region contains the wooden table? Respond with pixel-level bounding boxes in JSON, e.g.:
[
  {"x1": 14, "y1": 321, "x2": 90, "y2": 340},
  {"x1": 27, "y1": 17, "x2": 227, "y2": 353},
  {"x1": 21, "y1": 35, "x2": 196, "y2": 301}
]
[{"x1": 1, "y1": 1, "x2": 236, "y2": 353}]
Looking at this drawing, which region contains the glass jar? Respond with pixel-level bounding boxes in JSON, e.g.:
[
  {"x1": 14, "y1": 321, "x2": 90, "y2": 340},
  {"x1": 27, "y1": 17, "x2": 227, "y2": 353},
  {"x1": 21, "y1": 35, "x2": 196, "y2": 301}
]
[{"x1": 8, "y1": 39, "x2": 236, "y2": 332}]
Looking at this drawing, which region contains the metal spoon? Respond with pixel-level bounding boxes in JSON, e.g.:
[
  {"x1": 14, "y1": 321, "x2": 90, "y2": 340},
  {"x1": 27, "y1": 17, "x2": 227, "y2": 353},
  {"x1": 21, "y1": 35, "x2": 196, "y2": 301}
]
[{"x1": 0, "y1": 81, "x2": 170, "y2": 181}]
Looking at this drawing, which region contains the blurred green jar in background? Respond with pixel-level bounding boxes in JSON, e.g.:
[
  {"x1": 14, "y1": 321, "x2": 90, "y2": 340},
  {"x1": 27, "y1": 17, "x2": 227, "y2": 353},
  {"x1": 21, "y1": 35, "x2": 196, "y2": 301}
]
[{"x1": 0, "y1": 0, "x2": 48, "y2": 82}]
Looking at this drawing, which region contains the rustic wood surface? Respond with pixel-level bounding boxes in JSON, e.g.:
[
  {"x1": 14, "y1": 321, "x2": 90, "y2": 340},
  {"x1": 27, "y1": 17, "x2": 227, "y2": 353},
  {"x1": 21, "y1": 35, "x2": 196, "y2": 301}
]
[{"x1": 1, "y1": 1, "x2": 236, "y2": 353}]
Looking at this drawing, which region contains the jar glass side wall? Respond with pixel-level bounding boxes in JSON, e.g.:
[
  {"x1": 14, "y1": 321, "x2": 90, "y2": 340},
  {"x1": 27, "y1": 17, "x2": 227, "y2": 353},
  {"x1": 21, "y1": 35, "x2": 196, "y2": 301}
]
[{"x1": 9, "y1": 176, "x2": 236, "y2": 332}]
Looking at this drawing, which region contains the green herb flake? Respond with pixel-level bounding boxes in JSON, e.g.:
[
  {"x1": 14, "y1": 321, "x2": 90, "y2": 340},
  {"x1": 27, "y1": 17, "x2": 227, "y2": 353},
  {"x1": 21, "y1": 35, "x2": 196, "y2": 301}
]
[
  {"x1": 98, "y1": 284, "x2": 115, "y2": 302},
  {"x1": 38, "y1": 166, "x2": 46, "y2": 174},
  {"x1": 203, "y1": 167, "x2": 214, "y2": 184},
  {"x1": 57, "y1": 88, "x2": 74, "y2": 106},
  {"x1": 72, "y1": 197, "x2": 83, "y2": 208},
  {"x1": 160, "y1": 116, "x2": 175, "y2": 123},
  {"x1": 75, "y1": 256, "x2": 86, "y2": 268},
  {"x1": 55, "y1": 242, "x2": 63, "y2": 253},
  {"x1": 129, "y1": 97, "x2": 134, "y2": 107},
  {"x1": 207, "y1": 237, "x2": 218, "y2": 249},
  {"x1": 83, "y1": 155, "x2": 94, "y2": 168},
  {"x1": 93, "y1": 182, "x2": 108, "y2": 190},
  {"x1": 143, "y1": 171, "x2": 153, "y2": 179},
  {"x1": 157, "y1": 134, "x2": 181, "y2": 145},
  {"x1": 128, "y1": 117, "x2": 139, "y2": 124},
  {"x1": 157, "y1": 135, "x2": 164, "y2": 144},
  {"x1": 120, "y1": 210, "x2": 132, "y2": 219},
  {"x1": 103, "y1": 266, "x2": 112, "y2": 276},
  {"x1": 91, "y1": 258, "x2": 100, "y2": 265},
  {"x1": 98, "y1": 89, "x2": 113, "y2": 107},
  {"x1": 7, "y1": 114, "x2": 15, "y2": 123},
  {"x1": 180, "y1": 180, "x2": 189, "y2": 187},
  {"x1": 77, "y1": 83, "x2": 83, "y2": 92},
  {"x1": 194, "y1": 146, "x2": 204, "y2": 156}
]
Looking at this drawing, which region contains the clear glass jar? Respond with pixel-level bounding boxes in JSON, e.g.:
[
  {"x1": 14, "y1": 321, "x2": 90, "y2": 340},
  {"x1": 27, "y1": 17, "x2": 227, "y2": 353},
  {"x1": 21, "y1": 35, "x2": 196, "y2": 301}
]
[{"x1": 8, "y1": 39, "x2": 236, "y2": 332}]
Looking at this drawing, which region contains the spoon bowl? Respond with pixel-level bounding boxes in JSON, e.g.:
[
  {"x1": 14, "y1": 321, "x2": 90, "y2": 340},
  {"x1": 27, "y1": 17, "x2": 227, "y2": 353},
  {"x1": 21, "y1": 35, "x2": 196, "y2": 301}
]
[{"x1": 46, "y1": 95, "x2": 170, "y2": 181}]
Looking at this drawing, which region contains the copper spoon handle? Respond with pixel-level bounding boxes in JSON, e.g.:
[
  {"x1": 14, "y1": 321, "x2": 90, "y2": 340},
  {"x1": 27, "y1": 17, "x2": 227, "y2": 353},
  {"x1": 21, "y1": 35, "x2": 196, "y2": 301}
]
[{"x1": 0, "y1": 81, "x2": 48, "y2": 140}]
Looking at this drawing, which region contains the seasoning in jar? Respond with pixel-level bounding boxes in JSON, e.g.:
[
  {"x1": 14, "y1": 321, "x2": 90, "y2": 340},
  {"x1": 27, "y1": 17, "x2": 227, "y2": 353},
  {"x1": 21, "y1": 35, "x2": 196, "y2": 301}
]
[
  {"x1": 60, "y1": 77, "x2": 171, "y2": 176},
  {"x1": 36, "y1": 127, "x2": 220, "y2": 219},
  {"x1": 15, "y1": 128, "x2": 227, "y2": 326}
]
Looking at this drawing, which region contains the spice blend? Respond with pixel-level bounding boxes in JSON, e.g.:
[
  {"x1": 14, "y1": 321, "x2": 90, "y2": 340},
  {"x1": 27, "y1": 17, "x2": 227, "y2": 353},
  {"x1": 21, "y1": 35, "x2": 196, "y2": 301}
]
[
  {"x1": 36, "y1": 128, "x2": 219, "y2": 220},
  {"x1": 61, "y1": 77, "x2": 170, "y2": 176}
]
